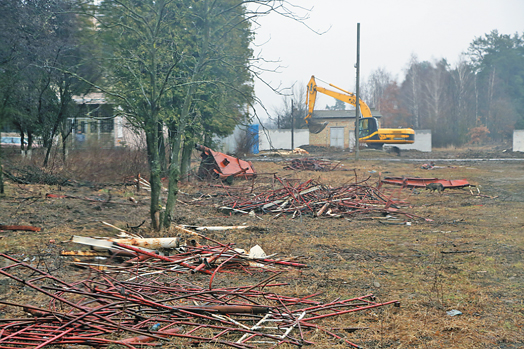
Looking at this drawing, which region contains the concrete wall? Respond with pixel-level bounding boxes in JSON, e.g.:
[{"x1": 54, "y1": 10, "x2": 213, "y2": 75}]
[
  {"x1": 514, "y1": 130, "x2": 524, "y2": 152},
  {"x1": 391, "y1": 129, "x2": 432, "y2": 152},
  {"x1": 217, "y1": 126, "x2": 309, "y2": 153},
  {"x1": 112, "y1": 122, "x2": 433, "y2": 153},
  {"x1": 259, "y1": 129, "x2": 310, "y2": 150},
  {"x1": 310, "y1": 123, "x2": 432, "y2": 152}
]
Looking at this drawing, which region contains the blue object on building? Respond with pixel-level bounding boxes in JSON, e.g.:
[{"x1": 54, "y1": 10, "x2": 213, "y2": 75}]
[{"x1": 248, "y1": 124, "x2": 259, "y2": 154}]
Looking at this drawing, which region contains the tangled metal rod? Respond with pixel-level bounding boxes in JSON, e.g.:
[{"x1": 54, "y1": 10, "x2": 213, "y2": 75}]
[{"x1": 0, "y1": 253, "x2": 399, "y2": 348}]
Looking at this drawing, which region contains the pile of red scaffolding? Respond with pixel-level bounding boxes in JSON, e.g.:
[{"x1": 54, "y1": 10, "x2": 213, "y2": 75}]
[
  {"x1": 219, "y1": 175, "x2": 422, "y2": 220},
  {"x1": 0, "y1": 251, "x2": 399, "y2": 348},
  {"x1": 64, "y1": 225, "x2": 307, "y2": 275}
]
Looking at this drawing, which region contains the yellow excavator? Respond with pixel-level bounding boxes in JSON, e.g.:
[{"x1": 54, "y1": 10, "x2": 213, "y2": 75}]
[{"x1": 305, "y1": 75, "x2": 415, "y2": 149}]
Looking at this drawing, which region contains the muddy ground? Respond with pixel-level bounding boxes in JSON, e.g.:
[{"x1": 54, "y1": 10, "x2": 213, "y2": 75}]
[{"x1": 1, "y1": 146, "x2": 524, "y2": 348}]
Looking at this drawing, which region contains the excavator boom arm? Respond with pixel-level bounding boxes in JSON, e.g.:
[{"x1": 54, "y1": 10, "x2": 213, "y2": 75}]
[{"x1": 306, "y1": 75, "x2": 373, "y2": 121}]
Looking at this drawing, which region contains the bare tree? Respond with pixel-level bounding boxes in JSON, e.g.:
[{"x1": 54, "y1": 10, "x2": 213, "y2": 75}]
[
  {"x1": 379, "y1": 82, "x2": 412, "y2": 128},
  {"x1": 403, "y1": 54, "x2": 422, "y2": 129},
  {"x1": 451, "y1": 56, "x2": 476, "y2": 144},
  {"x1": 271, "y1": 83, "x2": 307, "y2": 129},
  {"x1": 366, "y1": 67, "x2": 394, "y2": 109}
]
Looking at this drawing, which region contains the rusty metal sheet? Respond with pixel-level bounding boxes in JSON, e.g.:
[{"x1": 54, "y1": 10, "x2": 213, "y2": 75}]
[
  {"x1": 381, "y1": 177, "x2": 470, "y2": 188},
  {"x1": 196, "y1": 144, "x2": 256, "y2": 180}
]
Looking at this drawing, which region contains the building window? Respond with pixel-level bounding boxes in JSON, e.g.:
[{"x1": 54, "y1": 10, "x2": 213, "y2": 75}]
[
  {"x1": 77, "y1": 121, "x2": 86, "y2": 133},
  {"x1": 100, "y1": 119, "x2": 114, "y2": 133},
  {"x1": 90, "y1": 121, "x2": 98, "y2": 133}
]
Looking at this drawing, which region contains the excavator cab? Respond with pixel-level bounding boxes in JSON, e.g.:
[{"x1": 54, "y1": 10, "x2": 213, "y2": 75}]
[{"x1": 359, "y1": 117, "x2": 379, "y2": 138}]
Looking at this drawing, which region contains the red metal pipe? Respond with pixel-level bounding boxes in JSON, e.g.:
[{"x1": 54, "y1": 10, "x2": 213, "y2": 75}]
[
  {"x1": 209, "y1": 255, "x2": 236, "y2": 290},
  {"x1": 302, "y1": 299, "x2": 400, "y2": 321},
  {"x1": 118, "y1": 327, "x2": 182, "y2": 344},
  {"x1": 112, "y1": 241, "x2": 213, "y2": 275},
  {"x1": 33, "y1": 326, "x2": 77, "y2": 349}
]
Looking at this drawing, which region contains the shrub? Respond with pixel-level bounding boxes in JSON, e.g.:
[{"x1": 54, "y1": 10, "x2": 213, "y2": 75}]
[{"x1": 467, "y1": 125, "x2": 490, "y2": 144}]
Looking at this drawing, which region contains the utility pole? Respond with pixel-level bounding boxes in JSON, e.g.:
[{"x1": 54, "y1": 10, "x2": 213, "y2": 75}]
[
  {"x1": 291, "y1": 99, "x2": 295, "y2": 150},
  {"x1": 354, "y1": 23, "x2": 360, "y2": 160}
]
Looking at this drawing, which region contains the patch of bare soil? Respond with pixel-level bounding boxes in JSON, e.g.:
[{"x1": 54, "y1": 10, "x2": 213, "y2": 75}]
[{"x1": 1, "y1": 147, "x2": 524, "y2": 348}]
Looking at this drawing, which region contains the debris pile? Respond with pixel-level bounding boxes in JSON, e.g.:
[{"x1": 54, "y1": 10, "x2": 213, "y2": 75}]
[
  {"x1": 284, "y1": 158, "x2": 341, "y2": 171},
  {"x1": 64, "y1": 225, "x2": 307, "y2": 274},
  {"x1": 220, "y1": 176, "x2": 419, "y2": 220},
  {"x1": 0, "y1": 248, "x2": 399, "y2": 348}
]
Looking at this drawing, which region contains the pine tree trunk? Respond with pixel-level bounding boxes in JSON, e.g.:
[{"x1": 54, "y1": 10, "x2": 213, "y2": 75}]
[
  {"x1": 26, "y1": 132, "x2": 33, "y2": 159},
  {"x1": 164, "y1": 0, "x2": 210, "y2": 229},
  {"x1": 146, "y1": 120, "x2": 162, "y2": 231},
  {"x1": 43, "y1": 144, "x2": 52, "y2": 168},
  {"x1": 158, "y1": 122, "x2": 167, "y2": 173},
  {"x1": 62, "y1": 137, "x2": 68, "y2": 163},
  {"x1": 20, "y1": 131, "x2": 25, "y2": 152},
  {"x1": 163, "y1": 131, "x2": 182, "y2": 228},
  {"x1": 180, "y1": 138, "x2": 194, "y2": 182}
]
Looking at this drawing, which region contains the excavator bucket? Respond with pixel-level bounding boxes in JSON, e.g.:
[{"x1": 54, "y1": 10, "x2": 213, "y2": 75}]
[{"x1": 307, "y1": 120, "x2": 328, "y2": 134}]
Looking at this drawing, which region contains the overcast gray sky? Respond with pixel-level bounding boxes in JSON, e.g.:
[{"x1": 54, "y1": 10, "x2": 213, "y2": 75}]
[{"x1": 251, "y1": 0, "x2": 524, "y2": 122}]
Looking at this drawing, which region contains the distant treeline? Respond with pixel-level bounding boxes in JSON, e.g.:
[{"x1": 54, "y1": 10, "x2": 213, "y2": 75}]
[{"x1": 363, "y1": 30, "x2": 524, "y2": 147}]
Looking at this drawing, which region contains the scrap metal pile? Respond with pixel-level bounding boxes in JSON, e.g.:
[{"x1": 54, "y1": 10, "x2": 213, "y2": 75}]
[
  {"x1": 220, "y1": 176, "x2": 418, "y2": 220},
  {"x1": 0, "y1": 246, "x2": 399, "y2": 348},
  {"x1": 64, "y1": 225, "x2": 307, "y2": 275},
  {"x1": 283, "y1": 158, "x2": 342, "y2": 172}
]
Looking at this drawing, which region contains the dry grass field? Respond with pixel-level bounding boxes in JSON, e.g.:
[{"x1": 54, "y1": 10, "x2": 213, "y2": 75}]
[{"x1": 0, "y1": 146, "x2": 523, "y2": 348}]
